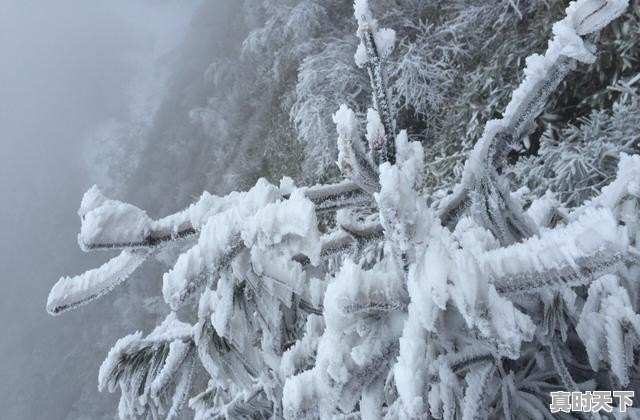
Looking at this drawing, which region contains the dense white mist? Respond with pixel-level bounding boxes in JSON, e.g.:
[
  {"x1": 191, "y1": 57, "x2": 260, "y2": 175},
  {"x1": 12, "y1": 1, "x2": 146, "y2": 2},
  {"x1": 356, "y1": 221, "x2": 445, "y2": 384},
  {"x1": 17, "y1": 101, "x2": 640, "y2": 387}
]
[{"x1": 0, "y1": 2, "x2": 198, "y2": 419}]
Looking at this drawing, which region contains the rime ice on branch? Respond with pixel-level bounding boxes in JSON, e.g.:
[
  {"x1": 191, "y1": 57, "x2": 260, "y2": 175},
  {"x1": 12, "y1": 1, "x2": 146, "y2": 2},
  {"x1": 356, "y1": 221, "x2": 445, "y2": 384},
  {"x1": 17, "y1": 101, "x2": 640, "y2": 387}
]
[{"x1": 46, "y1": 1, "x2": 640, "y2": 419}]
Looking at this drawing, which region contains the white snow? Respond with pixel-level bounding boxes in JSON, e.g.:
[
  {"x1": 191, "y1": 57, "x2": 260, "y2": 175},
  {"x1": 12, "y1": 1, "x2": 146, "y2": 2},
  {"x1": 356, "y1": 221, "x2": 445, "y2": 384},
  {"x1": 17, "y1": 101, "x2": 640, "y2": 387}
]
[
  {"x1": 146, "y1": 312, "x2": 194, "y2": 343},
  {"x1": 243, "y1": 189, "x2": 321, "y2": 265},
  {"x1": 333, "y1": 104, "x2": 360, "y2": 176},
  {"x1": 442, "y1": 0, "x2": 629, "y2": 218},
  {"x1": 365, "y1": 108, "x2": 385, "y2": 152},
  {"x1": 394, "y1": 129, "x2": 424, "y2": 188},
  {"x1": 354, "y1": 42, "x2": 368, "y2": 68},
  {"x1": 162, "y1": 179, "x2": 283, "y2": 309},
  {"x1": 353, "y1": 0, "x2": 374, "y2": 29},
  {"x1": 393, "y1": 315, "x2": 428, "y2": 418},
  {"x1": 584, "y1": 153, "x2": 640, "y2": 210},
  {"x1": 576, "y1": 275, "x2": 640, "y2": 385},
  {"x1": 79, "y1": 187, "x2": 153, "y2": 249}
]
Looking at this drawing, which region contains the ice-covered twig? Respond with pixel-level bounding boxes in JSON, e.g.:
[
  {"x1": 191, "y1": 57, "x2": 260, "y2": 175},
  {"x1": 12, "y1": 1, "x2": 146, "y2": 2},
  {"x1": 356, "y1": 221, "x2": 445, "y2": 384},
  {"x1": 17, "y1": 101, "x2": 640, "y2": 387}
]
[
  {"x1": 300, "y1": 180, "x2": 373, "y2": 213},
  {"x1": 46, "y1": 249, "x2": 150, "y2": 315},
  {"x1": 485, "y1": 208, "x2": 629, "y2": 294},
  {"x1": 354, "y1": 0, "x2": 396, "y2": 164},
  {"x1": 165, "y1": 188, "x2": 321, "y2": 310},
  {"x1": 548, "y1": 338, "x2": 581, "y2": 393},
  {"x1": 576, "y1": 275, "x2": 640, "y2": 386},
  {"x1": 81, "y1": 180, "x2": 372, "y2": 252},
  {"x1": 57, "y1": 178, "x2": 373, "y2": 314},
  {"x1": 150, "y1": 341, "x2": 195, "y2": 402},
  {"x1": 577, "y1": 153, "x2": 640, "y2": 211},
  {"x1": 446, "y1": 347, "x2": 496, "y2": 373},
  {"x1": 163, "y1": 236, "x2": 244, "y2": 311},
  {"x1": 81, "y1": 226, "x2": 197, "y2": 251},
  {"x1": 165, "y1": 350, "x2": 196, "y2": 420},
  {"x1": 193, "y1": 387, "x2": 272, "y2": 420}
]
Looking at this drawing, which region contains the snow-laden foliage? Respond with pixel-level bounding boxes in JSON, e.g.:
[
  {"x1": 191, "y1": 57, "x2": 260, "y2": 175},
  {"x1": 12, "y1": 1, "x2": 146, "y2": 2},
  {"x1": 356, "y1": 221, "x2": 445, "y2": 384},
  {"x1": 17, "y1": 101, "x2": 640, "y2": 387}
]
[
  {"x1": 512, "y1": 78, "x2": 640, "y2": 207},
  {"x1": 48, "y1": 0, "x2": 640, "y2": 419}
]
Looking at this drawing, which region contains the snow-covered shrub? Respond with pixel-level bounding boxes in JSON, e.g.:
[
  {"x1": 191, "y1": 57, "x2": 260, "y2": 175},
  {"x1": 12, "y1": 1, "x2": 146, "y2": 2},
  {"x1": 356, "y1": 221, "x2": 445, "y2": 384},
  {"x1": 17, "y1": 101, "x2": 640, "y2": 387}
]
[{"x1": 48, "y1": 0, "x2": 640, "y2": 419}]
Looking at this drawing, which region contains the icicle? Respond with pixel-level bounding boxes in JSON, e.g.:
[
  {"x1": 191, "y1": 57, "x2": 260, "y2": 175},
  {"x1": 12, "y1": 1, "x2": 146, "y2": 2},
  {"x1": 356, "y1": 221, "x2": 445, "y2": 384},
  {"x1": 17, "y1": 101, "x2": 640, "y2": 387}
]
[{"x1": 438, "y1": 0, "x2": 629, "y2": 229}]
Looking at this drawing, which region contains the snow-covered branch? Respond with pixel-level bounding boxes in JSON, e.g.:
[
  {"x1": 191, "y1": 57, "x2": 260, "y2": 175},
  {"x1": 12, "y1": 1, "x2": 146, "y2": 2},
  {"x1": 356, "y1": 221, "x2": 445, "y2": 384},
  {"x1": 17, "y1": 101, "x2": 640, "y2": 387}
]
[{"x1": 354, "y1": 0, "x2": 396, "y2": 164}]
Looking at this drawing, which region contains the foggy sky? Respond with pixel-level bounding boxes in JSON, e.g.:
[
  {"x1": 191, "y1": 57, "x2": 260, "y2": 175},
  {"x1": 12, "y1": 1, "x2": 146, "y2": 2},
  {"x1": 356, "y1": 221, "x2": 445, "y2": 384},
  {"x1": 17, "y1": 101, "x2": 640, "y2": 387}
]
[{"x1": 0, "y1": 2, "x2": 198, "y2": 418}]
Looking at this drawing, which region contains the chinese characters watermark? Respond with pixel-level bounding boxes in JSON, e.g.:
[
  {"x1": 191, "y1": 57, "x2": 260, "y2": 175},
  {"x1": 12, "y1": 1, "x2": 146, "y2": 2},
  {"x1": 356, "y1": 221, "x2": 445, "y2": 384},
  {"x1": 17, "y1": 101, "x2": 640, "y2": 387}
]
[{"x1": 550, "y1": 390, "x2": 634, "y2": 413}]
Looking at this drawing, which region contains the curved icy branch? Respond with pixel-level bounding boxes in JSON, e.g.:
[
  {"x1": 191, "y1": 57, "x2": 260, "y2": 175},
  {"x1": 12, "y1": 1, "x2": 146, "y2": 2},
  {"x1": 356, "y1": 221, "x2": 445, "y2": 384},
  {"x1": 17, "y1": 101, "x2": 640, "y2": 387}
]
[
  {"x1": 447, "y1": 348, "x2": 496, "y2": 374},
  {"x1": 439, "y1": 57, "x2": 577, "y2": 232},
  {"x1": 83, "y1": 180, "x2": 373, "y2": 251},
  {"x1": 437, "y1": 0, "x2": 629, "y2": 229},
  {"x1": 163, "y1": 238, "x2": 245, "y2": 311}
]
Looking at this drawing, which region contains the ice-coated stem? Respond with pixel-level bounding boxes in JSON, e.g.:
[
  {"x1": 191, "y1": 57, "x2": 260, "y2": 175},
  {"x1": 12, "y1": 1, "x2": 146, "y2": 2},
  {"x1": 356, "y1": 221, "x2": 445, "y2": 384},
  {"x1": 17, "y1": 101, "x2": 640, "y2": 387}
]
[
  {"x1": 354, "y1": 0, "x2": 396, "y2": 164},
  {"x1": 439, "y1": 0, "x2": 628, "y2": 231}
]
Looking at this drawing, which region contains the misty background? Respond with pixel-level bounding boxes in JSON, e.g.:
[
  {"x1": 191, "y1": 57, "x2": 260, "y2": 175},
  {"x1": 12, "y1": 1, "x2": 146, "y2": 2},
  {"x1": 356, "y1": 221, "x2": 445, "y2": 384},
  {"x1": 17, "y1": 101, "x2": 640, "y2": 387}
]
[{"x1": 0, "y1": 1, "x2": 248, "y2": 418}]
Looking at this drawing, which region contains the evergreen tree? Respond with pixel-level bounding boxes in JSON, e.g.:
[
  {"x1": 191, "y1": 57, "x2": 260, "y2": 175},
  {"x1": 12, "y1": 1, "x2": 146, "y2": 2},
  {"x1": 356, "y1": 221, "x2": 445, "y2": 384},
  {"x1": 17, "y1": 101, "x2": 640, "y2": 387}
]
[{"x1": 48, "y1": 0, "x2": 640, "y2": 418}]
